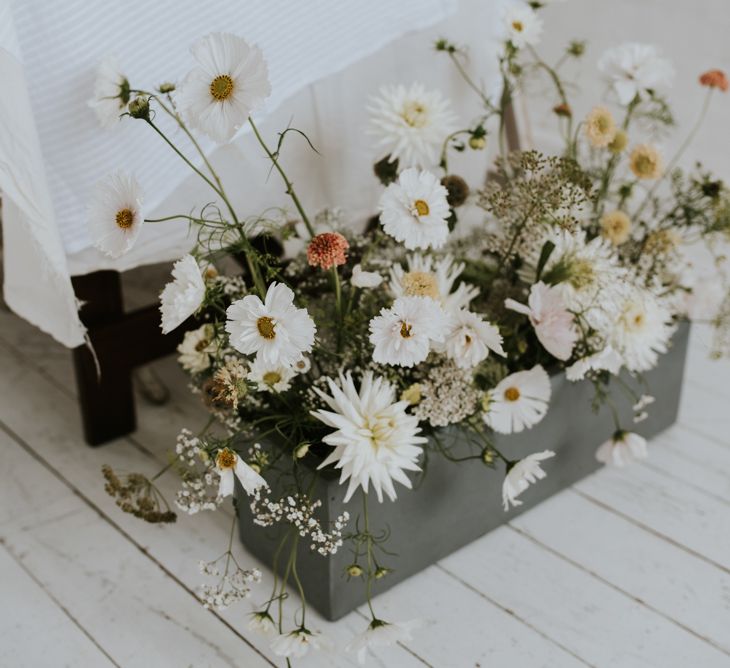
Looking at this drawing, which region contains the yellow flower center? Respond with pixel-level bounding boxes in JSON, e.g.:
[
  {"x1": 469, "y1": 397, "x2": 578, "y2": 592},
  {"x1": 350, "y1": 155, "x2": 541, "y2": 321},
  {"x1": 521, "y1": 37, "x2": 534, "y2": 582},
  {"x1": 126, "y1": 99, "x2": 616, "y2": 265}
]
[
  {"x1": 504, "y1": 386, "x2": 521, "y2": 402},
  {"x1": 216, "y1": 448, "x2": 237, "y2": 470},
  {"x1": 195, "y1": 338, "x2": 211, "y2": 352},
  {"x1": 402, "y1": 271, "x2": 439, "y2": 299},
  {"x1": 413, "y1": 199, "x2": 430, "y2": 217},
  {"x1": 115, "y1": 208, "x2": 134, "y2": 229},
  {"x1": 401, "y1": 101, "x2": 428, "y2": 128},
  {"x1": 210, "y1": 74, "x2": 235, "y2": 101},
  {"x1": 256, "y1": 316, "x2": 276, "y2": 340},
  {"x1": 621, "y1": 304, "x2": 647, "y2": 332},
  {"x1": 400, "y1": 321, "x2": 413, "y2": 339},
  {"x1": 512, "y1": 20, "x2": 524, "y2": 32},
  {"x1": 568, "y1": 258, "x2": 595, "y2": 290},
  {"x1": 263, "y1": 371, "x2": 282, "y2": 386}
]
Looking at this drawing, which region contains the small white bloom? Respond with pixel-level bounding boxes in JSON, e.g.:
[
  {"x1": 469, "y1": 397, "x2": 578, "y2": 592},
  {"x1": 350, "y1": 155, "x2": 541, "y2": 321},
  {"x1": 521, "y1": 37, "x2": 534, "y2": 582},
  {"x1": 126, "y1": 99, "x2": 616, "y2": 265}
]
[
  {"x1": 177, "y1": 32, "x2": 271, "y2": 143},
  {"x1": 565, "y1": 346, "x2": 623, "y2": 381},
  {"x1": 160, "y1": 255, "x2": 206, "y2": 334},
  {"x1": 501, "y1": 1, "x2": 543, "y2": 48},
  {"x1": 444, "y1": 310, "x2": 505, "y2": 369},
  {"x1": 598, "y1": 43, "x2": 674, "y2": 105},
  {"x1": 248, "y1": 611, "x2": 276, "y2": 637},
  {"x1": 215, "y1": 448, "x2": 267, "y2": 497},
  {"x1": 596, "y1": 431, "x2": 647, "y2": 467},
  {"x1": 483, "y1": 365, "x2": 551, "y2": 434},
  {"x1": 177, "y1": 324, "x2": 216, "y2": 373},
  {"x1": 270, "y1": 628, "x2": 326, "y2": 659},
  {"x1": 312, "y1": 372, "x2": 426, "y2": 503},
  {"x1": 88, "y1": 171, "x2": 144, "y2": 258},
  {"x1": 346, "y1": 619, "x2": 421, "y2": 665},
  {"x1": 225, "y1": 282, "x2": 316, "y2": 367},
  {"x1": 369, "y1": 296, "x2": 446, "y2": 367},
  {"x1": 88, "y1": 56, "x2": 129, "y2": 128},
  {"x1": 502, "y1": 450, "x2": 555, "y2": 511},
  {"x1": 248, "y1": 356, "x2": 295, "y2": 393},
  {"x1": 369, "y1": 82, "x2": 457, "y2": 168},
  {"x1": 378, "y1": 169, "x2": 450, "y2": 250},
  {"x1": 351, "y1": 264, "x2": 383, "y2": 289},
  {"x1": 293, "y1": 355, "x2": 311, "y2": 374}
]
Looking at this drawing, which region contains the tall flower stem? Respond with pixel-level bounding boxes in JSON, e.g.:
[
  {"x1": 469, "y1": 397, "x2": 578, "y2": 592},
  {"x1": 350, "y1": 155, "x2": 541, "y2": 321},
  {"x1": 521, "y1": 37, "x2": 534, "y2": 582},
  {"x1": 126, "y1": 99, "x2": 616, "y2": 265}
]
[
  {"x1": 332, "y1": 266, "x2": 343, "y2": 352},
  {"x1": 361, "y1": 490, "x2": 378, "y2": 622},
  {"x1": 248, "y1": 116, "x2": 315, "y2": 238}
]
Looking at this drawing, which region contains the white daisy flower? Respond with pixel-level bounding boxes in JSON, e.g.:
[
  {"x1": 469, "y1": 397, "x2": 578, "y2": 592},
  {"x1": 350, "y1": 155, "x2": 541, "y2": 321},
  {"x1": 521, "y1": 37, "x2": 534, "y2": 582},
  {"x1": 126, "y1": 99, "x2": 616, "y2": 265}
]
[
  {"x1": 389, "y1": 253, "x2": 479, "y2": 313},
  {"x1": 293, "y1": 355, "x2": 311, "y2": 374},
  {"x1": 88, "y1": 171, "x2": 144, "y2": 258},
  {"x1": 596, "y1": 431, "x2": 648, "y2": 467},
  {"x1": 270, "y1": 628, "x2": 327, "y2": 659},
  {"x1": 565, "y1": 346, "x2": 623, "y2": 381},
  {"x1": 247, "y1": 611, "x2": 276, "y2": 637},
  {"x1": 351, "y1": 264, "x2": 383, "y2": 289},
  {"x1": 378, "y1": 169, "x2": 450, "y2": 251},
  {"x1": 177, "y1": 32, "x2": 271, "y2": 143},
  {"x1": 159, "y1": 254, "x2": 206, "y2": 334},
  {"x1": 369, "y1": 296, "x2": 446, "y2": 367},
  {"x1": 610, "y1": 287, "x2": 675, "y2": 372},
  {"x1": 369, "y1": 82, "x2": 457, "y2": 168},
  {"x1": 312, "y1": 372, "x2": 426, "y2": 503},
  {"x1": 346, "y1": 619, "x2": 421, "y2": 665},
  {"x1": 500, "y1": 1, "x2": 543, "y2": 49},
  {"x1": 502, "y1": 450, "x2": 555, "y2": 511},
  {"x1": 444, "y1": 310, "x2": 505, "y2": 369},
  {"x1": 87, "y1": 55, "x2": 130, "y2": 128},
  {"x1": 225, "y1": 282, "x2": 316, "y2": 367},
  {"x1": 483, "y1": 365, "x2": 551, "y2": 434},
  {"x1": 248, "y1": 356, "x2": 295, "y2": 393},
  {"x1": 214, "y1": 448, "x2": 267, "y2": 497},
  {"x1": 177, "y1": 324, "x2": 215, "y2": 373},
  {"x1": 598, "y1": 43, "x2": 674, "y2": 105}
]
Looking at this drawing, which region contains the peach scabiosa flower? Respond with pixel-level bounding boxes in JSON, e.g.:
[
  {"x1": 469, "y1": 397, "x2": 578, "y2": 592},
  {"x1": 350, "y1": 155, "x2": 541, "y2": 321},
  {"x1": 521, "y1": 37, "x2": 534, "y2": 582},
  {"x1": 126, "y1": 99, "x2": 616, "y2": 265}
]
[
  {"x1": 306, "y1": 232, "x2": 349, "y2": 270},
  {"x1": 629, "y1": 144, "x2": 663, "y2": 180},
  {"x1": 699, "y1": 69, "x2": 729, "y2": 92}
]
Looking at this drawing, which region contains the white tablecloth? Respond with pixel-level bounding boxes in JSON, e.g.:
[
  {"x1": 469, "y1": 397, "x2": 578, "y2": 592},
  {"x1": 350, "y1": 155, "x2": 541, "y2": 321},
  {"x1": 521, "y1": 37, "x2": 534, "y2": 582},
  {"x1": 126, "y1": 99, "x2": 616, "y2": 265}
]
[{"x1": 1, "y1": 0, "x2": 506, "y2": 347}]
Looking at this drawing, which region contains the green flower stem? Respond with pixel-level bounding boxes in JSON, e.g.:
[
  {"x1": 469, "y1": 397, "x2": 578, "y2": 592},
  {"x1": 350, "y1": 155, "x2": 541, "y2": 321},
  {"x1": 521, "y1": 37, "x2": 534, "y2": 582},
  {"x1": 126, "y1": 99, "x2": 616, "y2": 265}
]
[
  {"x1": 332, "y1": 265, "x2": 343, "y2": 352},
  {"x1": 448, "y1": 51, "x2": 496, "y2": 111},
  {"x1": 289, "y1": 533, "x2": 307, "y2": 628},
  {"x1": 277, "y1": 528, "x2": 296, "y2": 633},
  {"x1": 144, "y1": 214, "x2": 200, "y2": 223},
  {"x1": 361, "y1": 490, "x2": 378, "y2": 621},
  {"x1": 248, "y1": 116, "x2": 315, "y2": 238},
  {"x1": 264, "y1": 532, "x2": 289, "y2": 614}
]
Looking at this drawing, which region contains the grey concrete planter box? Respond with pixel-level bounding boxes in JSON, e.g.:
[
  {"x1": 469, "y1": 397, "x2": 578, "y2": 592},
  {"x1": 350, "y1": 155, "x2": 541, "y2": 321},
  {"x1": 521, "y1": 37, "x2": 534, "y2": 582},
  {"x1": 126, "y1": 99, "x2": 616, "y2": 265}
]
[{"x1": 238, "y1": 322, "x2": 690, "y2": 621}]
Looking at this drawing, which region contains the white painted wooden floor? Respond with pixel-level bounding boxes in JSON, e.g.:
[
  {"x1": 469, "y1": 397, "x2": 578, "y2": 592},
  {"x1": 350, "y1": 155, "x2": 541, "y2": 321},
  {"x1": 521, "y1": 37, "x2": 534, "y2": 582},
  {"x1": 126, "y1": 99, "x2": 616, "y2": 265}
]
[{"x1": 1, "y1": 303, "x2": 729, "y2": 668}]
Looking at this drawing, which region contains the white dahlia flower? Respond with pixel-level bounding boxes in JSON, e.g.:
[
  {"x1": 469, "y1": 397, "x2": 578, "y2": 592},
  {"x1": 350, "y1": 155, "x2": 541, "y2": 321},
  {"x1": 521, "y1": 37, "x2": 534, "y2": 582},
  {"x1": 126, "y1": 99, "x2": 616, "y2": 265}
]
[{"x1": 160, "y1": 254, "x2": 206, "y2": 334}]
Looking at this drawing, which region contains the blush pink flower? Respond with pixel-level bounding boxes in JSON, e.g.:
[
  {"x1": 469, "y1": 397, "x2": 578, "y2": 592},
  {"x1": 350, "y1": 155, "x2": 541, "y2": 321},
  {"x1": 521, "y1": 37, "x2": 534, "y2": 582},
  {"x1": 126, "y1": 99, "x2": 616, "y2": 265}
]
[
  {"x1": 699, "y1": 69, "x2": 729, "y2": 92},
  {"x1": 505, "y1": 282, "x2": 578, "y2": 361},
  {"x1": 306, "y1": 232, "x2": 349, "y2": 270}
]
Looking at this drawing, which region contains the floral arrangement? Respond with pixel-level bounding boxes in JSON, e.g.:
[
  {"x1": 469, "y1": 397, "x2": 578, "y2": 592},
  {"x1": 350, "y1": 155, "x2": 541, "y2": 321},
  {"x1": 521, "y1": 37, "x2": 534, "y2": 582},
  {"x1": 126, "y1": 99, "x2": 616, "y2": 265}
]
[{"x1": 90, "y1": 2, "x2": 729, "y2": 663}]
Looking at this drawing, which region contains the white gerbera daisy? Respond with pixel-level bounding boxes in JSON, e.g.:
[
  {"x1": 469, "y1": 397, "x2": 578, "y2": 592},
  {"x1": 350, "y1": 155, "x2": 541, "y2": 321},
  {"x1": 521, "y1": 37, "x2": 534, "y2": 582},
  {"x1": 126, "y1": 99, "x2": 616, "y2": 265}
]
[
  {"x1": 389, "y1": 253, "x2": 479, "y2": 313},
  {"x1": 378, "y1": 169, "x2": 450, "y2": 250},
  {"x1": 312, "y1": 372, "x2": 426, "y2": 503},
  {"x1": 565, "y1": 345, "x2": 623, "y2": 381},
  {"x1": 598, "y1": 43, "x2": 674, "y2": 105},
  {"x1": 596, "y1": 431, "x2": 648, "y2": 467},
  {"x1": 483, "y1": 365, "x2": 551, "y2": 434},
  {"x1": 369, "y1": 296, "x2": 446, "y2": 367},
  {"x1": 87, "y1": 56, "x2": 130, "y2": 128},
  {"x1": 177, "y1": 324, "x2": 215, "y2": 373},
  {"x1": 501, "y1": 1, "x2": 543, "y2": 48},
  {"x1": 502, "y1": 450, "x2": 555, "y2": 511},
  {"x1": 88, "y1": 171, "x2": 144, "y2": 258},
  {"x1": 225, "y1": 282, "x2": 316, "y2": 367},
  {"x1": 346, "y1": 619, "x2": 421, "y2": 665},
  {"x1": 159, "y1": 254, "x2": 206, "y2": 334},
  {"x1": 214, "y1": 448, "x2": 267, "y2": 497},
  {"x1": 444, "y1": 310, "x2": 505, "y2": 369},
  {"x1": 270, "y1": 628, "x2": 327, "y2": 659},
  {"x1": 610, "y1": 287, "x2": 675, "y2": 372},
  {"x1": 351, "y1": 264, "x2": 383, "y2": 289},
  {"x1": 177, "y1": 32, "x2": 271, "y2": 143},
  {"x1": 369, "y1": 83, "x2": 457, "y2": 168},
  {"x1": 248, "y1": 356, "x2": 295, "y2": 393}
]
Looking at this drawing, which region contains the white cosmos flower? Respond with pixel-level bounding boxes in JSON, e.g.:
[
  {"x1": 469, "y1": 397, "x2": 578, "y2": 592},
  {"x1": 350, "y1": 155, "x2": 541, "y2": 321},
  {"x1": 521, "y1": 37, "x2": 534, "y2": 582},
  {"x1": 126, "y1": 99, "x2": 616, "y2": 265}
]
[
  {"x1": 312, "y1": 372, "x2": 426, "y2": 503},
  {"x1": 369, "y1": 82, "x2": 457, "y2": 168},
  {"x1": 596, "y1": 431, "x2": 647, "y2": 467},
  {"x1": 565, "y1": 346, "x2": 623, "y2": 381},
  {"x1": 444, "y1": 310, "x2": 505, "y2": 369},
  {"x1": 369, "y1": 296, "x2": 446, "y2": 367},
  {"x1": 293, "y1": 354, "x2": 311, "y2": 374},
  {"x1": 351, "y1": 264, "x2": 383, "y2": 289},
  {"x1": 598, "y1": 43, "x2": 674, "y2": 105},
  {"x1": 390, "y1": 253, "x2": 479, "y2": 314},
  {"x1": 483, "y1": 365, "x2": 551, "y2": 434},
  {"x1": 88, "y1": 171, "x2": 144, "y2": 258},
  {"x1": 346, "y1": 619, "x2": 421, "y2": 665},
  {"x1": 177, "y1": 324, "x2": 215, "y2": 373},
  {"x1": 225, "y1": 282, "x2": 316, "y2": 367},
  {"x1": 177, "y1": 32, "x2": 271, "y2": 143},
  {"x1": 610, "y1": 287, "x2": 674, "y2": 372},
  {"x1": 378, "y1": 168, "x2": 450, "y2": 250},
  {"x1": 505, "y1": 282, "x2": 578, "y2": 361},
  {"x1": 270, "y1": 628, "x2": 327, "y2": 659},
  {"x1": 215, "y1": 448, "x2": 267, "y2": 497},
  {"x1": 248, "y1": 611, "x2": 276, "y2": 637},
  {"x1": 88, "y1": 56, "x2": 130, "y2": 128},
  {"x1": 159, "y1": 254, "x2": 206, "y2": 334},
  {"x1": 500, "y1": 1, "x2": 543, "y2": 48},
  {"x1": 248, "y1": 355, "x2": 295, "y2": 393},
  {"x1": 502, "y1": 450, "x2": 555, "y2": 511}
]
